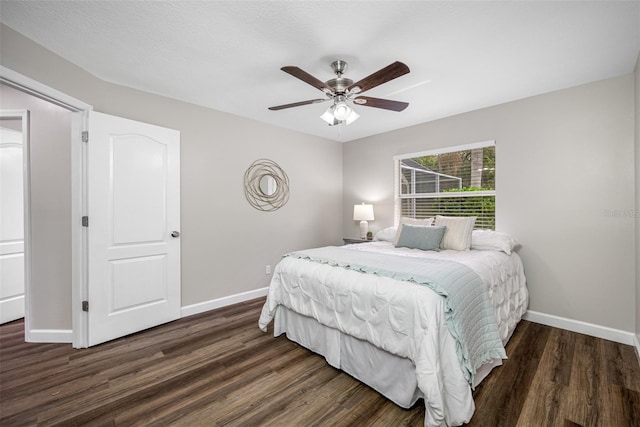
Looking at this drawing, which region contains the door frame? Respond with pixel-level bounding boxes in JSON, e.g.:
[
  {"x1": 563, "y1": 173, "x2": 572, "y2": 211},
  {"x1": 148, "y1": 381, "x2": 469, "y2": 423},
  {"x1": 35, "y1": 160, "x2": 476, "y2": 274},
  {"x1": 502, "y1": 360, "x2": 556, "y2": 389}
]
[
  {"x1": 0, "y1": 109, "x2": 30, "y2": 327},
  {"x1": 0, "y1": 66, "x2": 93, "y2": 347}
]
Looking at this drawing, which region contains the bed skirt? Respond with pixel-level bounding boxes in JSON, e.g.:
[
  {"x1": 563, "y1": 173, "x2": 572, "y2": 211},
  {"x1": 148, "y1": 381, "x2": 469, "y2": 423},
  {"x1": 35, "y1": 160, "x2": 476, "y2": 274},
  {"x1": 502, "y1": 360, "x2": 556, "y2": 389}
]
[{"x1": 273, "y1": 306, "x2": 503, "y2": 409}]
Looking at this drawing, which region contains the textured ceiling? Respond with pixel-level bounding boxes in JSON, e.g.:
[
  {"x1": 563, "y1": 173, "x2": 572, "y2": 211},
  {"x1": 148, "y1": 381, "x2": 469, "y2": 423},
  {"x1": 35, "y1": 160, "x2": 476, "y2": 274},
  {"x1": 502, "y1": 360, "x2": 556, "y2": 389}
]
[{"x1": 1, "y1": 1, "x2": 639, "y2": 142}]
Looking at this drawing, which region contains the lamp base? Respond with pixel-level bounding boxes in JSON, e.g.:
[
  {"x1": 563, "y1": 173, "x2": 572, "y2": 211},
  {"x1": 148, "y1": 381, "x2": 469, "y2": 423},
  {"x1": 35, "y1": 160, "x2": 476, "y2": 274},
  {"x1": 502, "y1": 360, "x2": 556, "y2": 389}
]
[{"x1": 359, "y1": 221, "x2": 368, "y2": 239}]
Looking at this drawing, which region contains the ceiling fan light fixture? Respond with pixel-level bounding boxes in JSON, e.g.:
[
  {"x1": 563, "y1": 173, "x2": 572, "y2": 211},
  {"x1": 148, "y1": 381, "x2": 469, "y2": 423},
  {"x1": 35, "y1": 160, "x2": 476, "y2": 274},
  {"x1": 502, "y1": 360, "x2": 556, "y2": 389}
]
[
  {"x1": 320, "y1": 106, "x2": 340, "y2": 125},
  {"x1": 333, "y1": 103, "x2": 352, "y2": 120},
  {"x1": 320, "y1": 104, "x2": 359, "y2": 126},
  {"x1": 333, "y1": 95, "x2": 352, "y2": 120}
]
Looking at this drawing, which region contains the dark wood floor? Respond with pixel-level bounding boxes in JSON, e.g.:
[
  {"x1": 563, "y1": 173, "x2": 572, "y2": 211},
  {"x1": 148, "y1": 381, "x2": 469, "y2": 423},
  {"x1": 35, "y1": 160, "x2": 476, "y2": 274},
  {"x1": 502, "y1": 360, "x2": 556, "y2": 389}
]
[{"x1": 1, "y1": 297, "x2": 639, "y2": 426}]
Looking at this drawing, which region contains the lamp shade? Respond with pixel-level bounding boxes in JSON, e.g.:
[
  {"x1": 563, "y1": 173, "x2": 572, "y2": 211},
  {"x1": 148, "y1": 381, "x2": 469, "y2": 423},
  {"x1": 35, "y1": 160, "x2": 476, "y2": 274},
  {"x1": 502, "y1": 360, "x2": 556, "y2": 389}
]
[
  {"x1": 353, "y1": 203, "x2": 375, "y2": 221},
  {"x1": 344, "y1": 109, "x2": 360, "y2": 125},
  {"x1": 333, "y1": 102, "x2": 352, "y2": 120}
]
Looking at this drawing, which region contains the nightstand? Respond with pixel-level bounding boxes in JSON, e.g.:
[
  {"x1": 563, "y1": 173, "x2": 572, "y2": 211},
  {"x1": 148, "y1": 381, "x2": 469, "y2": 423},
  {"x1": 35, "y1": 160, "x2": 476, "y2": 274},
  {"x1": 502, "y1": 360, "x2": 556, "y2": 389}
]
[{"x1": 343, "y1": 238, "x2": 370, "y2": 245}]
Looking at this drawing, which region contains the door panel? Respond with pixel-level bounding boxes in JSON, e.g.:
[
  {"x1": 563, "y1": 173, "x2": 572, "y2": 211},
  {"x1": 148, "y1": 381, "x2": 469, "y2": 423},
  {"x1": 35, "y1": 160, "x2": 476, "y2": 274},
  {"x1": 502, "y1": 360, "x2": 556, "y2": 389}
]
[
  {"x1": 109, "y1": 254, "x2": 166, "y2": 312},
  {"x1": 0, "y1": 127, "x2": 25, "y2": 324},
  {"x1": 87, "y1": 112, "x2": 180, "y2": 346},
  {"x1": 111, "y1": 135, "x2": 167, "y2": 244}
]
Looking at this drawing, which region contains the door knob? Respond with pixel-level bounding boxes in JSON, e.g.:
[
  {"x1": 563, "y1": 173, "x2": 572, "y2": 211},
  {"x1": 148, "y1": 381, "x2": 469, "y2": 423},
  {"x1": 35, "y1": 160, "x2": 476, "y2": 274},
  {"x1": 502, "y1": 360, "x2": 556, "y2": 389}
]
[{"x1": 171, "y1": 231, "x2": 180, "y2": 238}]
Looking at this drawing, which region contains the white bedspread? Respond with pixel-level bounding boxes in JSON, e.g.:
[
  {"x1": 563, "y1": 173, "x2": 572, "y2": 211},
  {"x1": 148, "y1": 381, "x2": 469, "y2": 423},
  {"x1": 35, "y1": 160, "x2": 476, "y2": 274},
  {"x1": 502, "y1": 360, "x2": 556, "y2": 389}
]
[
  {"x1": 259, "y1": 242, "x2": 528, "y2": 426},
  {"x1": 348, "y1": 242, "x2": 529, "y2": 344}
]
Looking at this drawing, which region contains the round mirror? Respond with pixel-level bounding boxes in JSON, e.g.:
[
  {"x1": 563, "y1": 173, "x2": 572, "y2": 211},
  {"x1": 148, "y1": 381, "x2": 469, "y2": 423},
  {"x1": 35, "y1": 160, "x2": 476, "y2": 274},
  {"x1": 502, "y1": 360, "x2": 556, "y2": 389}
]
[
  {"x1": 259, "y1": 175, "x2": 277, "y2": 196},
  {"x1": 244, "y1": 159, "x2": 289, "y2": 211}
]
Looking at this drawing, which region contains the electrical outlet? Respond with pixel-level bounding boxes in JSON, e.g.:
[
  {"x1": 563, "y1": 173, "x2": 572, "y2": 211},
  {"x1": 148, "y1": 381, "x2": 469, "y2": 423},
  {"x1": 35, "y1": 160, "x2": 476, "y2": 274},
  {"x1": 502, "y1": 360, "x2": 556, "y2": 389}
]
[{"x1": 265, "y1": 265, "x2": 271, "y2": 275}]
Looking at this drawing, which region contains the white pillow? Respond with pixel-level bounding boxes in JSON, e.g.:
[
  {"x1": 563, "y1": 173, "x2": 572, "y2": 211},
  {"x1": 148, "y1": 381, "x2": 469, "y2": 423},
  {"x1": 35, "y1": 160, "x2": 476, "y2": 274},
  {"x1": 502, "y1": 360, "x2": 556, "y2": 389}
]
[
  {"x1": 373, "y1": 226, "x2": 398, "y2": 242},
  {"x1": 434, "y1": 215, "x2": 476, "y2": 250},
  {"x1": 393, "y1": 217, "x2": 435, "y2": 245},
  {"x1": 471, "y1": 230, "x2": 520, "y2": 255}
]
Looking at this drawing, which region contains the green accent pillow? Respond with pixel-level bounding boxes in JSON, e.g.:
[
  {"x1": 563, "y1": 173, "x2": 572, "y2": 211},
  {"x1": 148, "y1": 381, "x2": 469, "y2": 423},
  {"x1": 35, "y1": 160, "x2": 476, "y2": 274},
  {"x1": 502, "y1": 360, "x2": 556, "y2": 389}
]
[{"x1": 395, "y1": 224, "x2": 446, "y2": 251}]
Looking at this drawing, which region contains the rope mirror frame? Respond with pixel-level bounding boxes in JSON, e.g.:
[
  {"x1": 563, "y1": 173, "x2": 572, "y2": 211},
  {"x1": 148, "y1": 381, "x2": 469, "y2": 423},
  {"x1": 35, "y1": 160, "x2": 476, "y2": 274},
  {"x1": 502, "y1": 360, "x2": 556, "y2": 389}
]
[{"x1": 243, "y1": 159, "x2": 290, "y2": 211}]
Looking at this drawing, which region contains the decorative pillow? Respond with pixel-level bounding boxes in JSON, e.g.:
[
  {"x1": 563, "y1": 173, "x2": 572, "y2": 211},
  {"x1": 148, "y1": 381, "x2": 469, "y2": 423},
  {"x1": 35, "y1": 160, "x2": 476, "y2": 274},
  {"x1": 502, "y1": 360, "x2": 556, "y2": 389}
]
[
  {"x1": 395, "y1": 224, "x2": 446, "y2": 251},
  {"x1": 471, "y1": 230, "x2": 520, "y2": 255},
  {"x1": 393, "y1": 217, "x2": 435, "y2": 245},
  {"x1": 434, "y1": 216, "x2": 476, "y2": 250},
  {"x1": 373, "y1": 226, "x2": 398, "y2": 242}
]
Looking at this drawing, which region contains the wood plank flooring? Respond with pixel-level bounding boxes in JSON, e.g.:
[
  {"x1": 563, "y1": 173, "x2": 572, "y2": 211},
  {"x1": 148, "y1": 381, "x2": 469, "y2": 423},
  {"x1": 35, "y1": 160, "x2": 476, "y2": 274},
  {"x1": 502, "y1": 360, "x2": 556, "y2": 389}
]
[{"x1": 1, "y1": 297, "x2": 639, "y2": 426}]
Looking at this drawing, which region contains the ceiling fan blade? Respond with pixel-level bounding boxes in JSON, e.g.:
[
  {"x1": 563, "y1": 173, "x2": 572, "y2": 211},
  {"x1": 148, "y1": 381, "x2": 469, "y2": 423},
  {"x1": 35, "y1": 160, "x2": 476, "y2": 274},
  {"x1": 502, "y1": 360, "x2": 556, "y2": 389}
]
[
  {"x1": 348, "y1": 61, "x2": 410, "y2": 94},
  {"x1": 281, "y1": 66, "x2": 333, "y2": 93},
  {"x1": 268, "y1": 99, "x2": 328, "y2": 111},
  {"x1": 353, "y1": 96, "x2": 409, "y2": 112}
]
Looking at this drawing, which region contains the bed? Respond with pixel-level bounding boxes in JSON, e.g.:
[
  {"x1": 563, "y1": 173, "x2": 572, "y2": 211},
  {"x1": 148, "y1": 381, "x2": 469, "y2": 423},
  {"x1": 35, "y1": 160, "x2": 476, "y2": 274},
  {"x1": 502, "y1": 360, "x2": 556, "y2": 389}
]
[{"x1": 259, "y1": 220, "x2": 528, "y2": 426}]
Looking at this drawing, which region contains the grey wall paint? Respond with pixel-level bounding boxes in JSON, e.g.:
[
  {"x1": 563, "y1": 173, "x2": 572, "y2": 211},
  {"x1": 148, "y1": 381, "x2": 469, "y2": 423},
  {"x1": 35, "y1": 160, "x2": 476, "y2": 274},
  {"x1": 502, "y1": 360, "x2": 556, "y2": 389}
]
[
  {"x1": 635, "y1": 52, "x2": 639, "y2": 343},
  {"x1": 344, "y1": 75, "x2": 636, "y2": 332},
  {"x1": 0, "y1": 84, "x2": 73, "y2": 328},
  {"x1": 1, "y1": 24, "x2": 343, "y2": 329}
]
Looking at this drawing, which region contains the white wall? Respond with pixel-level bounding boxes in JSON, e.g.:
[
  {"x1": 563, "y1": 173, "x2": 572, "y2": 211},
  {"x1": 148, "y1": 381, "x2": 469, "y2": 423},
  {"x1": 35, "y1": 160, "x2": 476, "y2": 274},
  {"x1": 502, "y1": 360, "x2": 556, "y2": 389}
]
[
  {"x1": 0, "y1": 24, "x2": 343, "y2": 329},
  {"x1": 344, "y1": 75, "x2": 636, "y2": 333}
]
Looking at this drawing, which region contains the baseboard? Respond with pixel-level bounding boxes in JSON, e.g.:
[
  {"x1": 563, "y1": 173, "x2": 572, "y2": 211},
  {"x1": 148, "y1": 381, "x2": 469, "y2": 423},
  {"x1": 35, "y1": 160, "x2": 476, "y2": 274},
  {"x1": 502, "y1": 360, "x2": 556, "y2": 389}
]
[
  {"x1": 634, "y1": 334, "x2": 640, "y2": 365},
  {"x1": 181, "y1": 287, "x2": 269, "y2": 318},
  {"x1": 523, "y1": 310, "x2": 635, "y2": 346},
  {"x1": 20, "y1": 290, "x2": 269, "y2": 344},
  {"x1": 26, "y1": 329, "x2": 73, "y2": 343}
]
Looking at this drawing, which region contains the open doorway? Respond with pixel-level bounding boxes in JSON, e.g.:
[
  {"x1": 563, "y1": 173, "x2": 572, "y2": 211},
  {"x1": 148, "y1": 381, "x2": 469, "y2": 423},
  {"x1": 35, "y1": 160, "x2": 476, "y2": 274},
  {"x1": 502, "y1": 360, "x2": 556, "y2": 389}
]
[{"x1": 0, "y1": 72, "x2": 89, "y2": 342}]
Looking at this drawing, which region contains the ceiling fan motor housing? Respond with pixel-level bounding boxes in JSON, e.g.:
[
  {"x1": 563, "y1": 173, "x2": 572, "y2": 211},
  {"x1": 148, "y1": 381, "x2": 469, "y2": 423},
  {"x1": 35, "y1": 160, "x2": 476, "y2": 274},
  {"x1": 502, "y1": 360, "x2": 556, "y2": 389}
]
[{"x1": 326, "y1": 77, "x2": 353, "y2": 93}]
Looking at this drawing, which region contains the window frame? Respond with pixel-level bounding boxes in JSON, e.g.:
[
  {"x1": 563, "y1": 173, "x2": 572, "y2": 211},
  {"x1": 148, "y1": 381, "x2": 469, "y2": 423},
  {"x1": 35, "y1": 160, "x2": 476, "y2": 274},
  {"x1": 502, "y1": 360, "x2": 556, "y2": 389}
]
[{"x1": 393, "y1": 140, "x2": 496, "y2": 227}]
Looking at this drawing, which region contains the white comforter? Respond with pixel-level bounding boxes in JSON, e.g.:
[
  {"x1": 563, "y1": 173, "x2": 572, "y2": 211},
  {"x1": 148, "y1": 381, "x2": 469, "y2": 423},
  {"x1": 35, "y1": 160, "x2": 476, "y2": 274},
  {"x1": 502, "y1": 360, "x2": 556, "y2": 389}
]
[{"x1": 259, "y1": 242, "x2": 528, "y2": 426}]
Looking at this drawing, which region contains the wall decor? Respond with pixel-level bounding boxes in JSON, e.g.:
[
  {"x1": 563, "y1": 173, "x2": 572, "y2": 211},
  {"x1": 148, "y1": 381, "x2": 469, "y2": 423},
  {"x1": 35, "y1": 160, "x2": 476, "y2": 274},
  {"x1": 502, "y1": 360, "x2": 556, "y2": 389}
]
[{"x1": 243, "y1": 158, "x2": 289, "y2": 211}]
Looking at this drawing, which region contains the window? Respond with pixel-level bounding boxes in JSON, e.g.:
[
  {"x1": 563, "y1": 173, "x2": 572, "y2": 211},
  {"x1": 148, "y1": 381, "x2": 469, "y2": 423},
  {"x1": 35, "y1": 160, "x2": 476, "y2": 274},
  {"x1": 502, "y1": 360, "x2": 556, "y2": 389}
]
[{"x1": 394, "y1": 141, "x2": 496, "y2": 229}]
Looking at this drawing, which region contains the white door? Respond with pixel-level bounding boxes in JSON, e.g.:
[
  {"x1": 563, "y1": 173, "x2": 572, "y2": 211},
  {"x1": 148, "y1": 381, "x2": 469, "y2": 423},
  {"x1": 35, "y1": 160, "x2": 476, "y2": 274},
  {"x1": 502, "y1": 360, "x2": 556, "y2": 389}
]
[
  {"x1": 86, "y1": 111, "x2": 180, "y2": 346},
  {"x1": 0, "y1": 127, "x2": 25, "y2": 324}
]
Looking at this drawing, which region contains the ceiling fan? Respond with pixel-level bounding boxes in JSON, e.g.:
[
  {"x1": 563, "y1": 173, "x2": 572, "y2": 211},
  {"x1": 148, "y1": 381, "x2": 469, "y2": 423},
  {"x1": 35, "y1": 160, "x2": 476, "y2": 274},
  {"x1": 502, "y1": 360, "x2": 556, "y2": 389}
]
[{"x1": 268, "y1": 60, "x2": 410, "y2": 126}]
